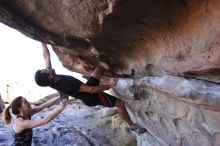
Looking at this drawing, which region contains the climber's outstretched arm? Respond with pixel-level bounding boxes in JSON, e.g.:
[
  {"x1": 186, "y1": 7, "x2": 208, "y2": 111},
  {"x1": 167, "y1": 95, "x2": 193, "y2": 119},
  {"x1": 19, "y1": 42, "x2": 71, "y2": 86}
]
[{"x1": 42, "y1": 43, "x2": 52, "y2": 69}]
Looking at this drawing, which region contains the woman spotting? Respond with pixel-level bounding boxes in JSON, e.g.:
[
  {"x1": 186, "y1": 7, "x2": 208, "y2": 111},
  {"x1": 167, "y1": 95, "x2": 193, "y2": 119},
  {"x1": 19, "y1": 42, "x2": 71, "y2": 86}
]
[{"x1": 3, "y1": 95, "x2": 68, "y2": 146}]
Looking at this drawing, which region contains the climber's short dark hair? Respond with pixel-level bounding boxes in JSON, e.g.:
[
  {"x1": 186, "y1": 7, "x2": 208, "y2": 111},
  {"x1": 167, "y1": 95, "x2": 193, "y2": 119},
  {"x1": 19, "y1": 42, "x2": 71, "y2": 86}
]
[{"x1": 34, "y1": 70, "x2": 50, "y2": 87}]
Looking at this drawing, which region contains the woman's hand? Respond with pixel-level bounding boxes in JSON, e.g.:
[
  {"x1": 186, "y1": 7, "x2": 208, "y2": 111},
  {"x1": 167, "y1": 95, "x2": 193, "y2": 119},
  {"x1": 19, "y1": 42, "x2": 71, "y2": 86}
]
[{"x1": 59, "y1": 99, "x2": 68, "y2": 110}]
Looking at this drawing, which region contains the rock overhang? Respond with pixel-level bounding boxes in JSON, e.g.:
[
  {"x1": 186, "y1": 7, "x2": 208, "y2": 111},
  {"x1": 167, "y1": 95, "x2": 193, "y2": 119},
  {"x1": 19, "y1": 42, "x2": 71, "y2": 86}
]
[
  {"x1": 1, "y1": 0, "x2": 220, "y2": 78},
  {"x1": 1, "y1": 1, "x2": 220, "y2": 145}
]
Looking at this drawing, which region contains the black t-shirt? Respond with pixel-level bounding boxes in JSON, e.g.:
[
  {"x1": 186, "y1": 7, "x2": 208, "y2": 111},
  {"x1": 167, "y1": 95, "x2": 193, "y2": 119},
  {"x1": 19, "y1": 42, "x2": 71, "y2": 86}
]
[
  {"x1": 50, "y1": 75, "x2": 100, "y2": 105},
  {"x1": 50, "y1": 75, "x2": 83, "y2": 97},
  {"x1": 50, "y1": 74, "x2": 116, "y2": 107}
]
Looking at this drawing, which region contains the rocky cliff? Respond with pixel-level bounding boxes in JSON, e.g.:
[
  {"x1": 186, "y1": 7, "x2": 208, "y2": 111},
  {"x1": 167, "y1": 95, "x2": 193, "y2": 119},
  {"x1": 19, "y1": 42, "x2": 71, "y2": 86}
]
[{"x1": 1, "y1": 0, "x2": 220, "y2": 145}]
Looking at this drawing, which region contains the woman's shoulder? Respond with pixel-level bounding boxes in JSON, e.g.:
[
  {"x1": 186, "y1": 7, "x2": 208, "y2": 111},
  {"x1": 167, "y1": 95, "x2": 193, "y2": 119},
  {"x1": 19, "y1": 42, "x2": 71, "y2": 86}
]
[
  {"x1": 14, "y1": 116, "x2": 31, "y2": 125},
  {"x1": 13, "y1": 116, "x2": 32, "y2": 133},
  {"x1": 14, "y1": 116, "x2": 25, "y2": 125}
]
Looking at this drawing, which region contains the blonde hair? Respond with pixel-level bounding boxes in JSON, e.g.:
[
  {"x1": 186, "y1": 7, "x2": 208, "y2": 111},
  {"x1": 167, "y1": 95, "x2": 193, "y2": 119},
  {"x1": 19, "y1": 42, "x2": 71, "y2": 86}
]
[{"x1": 3, "y1": 96, "x2": 23, "y2": 124}]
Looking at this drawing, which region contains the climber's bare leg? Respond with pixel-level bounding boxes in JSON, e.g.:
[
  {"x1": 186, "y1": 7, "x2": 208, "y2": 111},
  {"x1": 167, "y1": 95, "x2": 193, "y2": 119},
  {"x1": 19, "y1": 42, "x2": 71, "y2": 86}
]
[
  {"x1": 103, "y1": 68, "x2": 135, "y2": 78},
  {"x1": 90, "y1": 65, "x2": 105, "y2": 80},
  {"x1": 103, "y1": 71, "x2": 124, "y2": 78},
  {"x1": 115, "y1": 98, "x2": 147, "y2": 134},
  {"x1": 115, "y1": 99, "x2": 135, "y2": 126},
  {"x1": 90, "y1": 62, "x2": 123, "y2": 79}
]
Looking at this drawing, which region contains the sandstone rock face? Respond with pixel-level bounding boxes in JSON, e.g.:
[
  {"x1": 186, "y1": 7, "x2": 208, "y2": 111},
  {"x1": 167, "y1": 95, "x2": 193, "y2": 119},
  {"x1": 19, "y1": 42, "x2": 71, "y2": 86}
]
[
  {"x1": 1, "y1": 0, "x2": 220, "y2": 145},
  {"x1": 112, "y1": 76, "x2": 220, "y2": 146}
]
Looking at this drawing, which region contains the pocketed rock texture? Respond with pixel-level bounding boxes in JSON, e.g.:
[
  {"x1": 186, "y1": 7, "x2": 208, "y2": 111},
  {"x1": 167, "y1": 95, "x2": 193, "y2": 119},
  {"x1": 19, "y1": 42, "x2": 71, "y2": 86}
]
[
  {"x1": 111, "y1": 75, "x2": 220, "y2": 146},
  {"x1": 1, "y1": 0, "x2": 220, "y2": 145}
]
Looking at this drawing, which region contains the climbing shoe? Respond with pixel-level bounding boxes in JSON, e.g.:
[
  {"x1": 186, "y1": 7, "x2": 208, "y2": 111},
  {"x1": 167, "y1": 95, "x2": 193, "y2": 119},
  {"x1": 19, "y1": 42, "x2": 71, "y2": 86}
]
[{"x1": 129, "y1": 125, "x2": 147, "y2": 134}]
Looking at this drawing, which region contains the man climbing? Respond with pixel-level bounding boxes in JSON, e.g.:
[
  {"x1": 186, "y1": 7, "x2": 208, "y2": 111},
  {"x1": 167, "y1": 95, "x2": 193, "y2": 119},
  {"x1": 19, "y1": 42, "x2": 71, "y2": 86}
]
[{"x1": 34, "y1": 43, "x2": 146, "y2": 134}]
